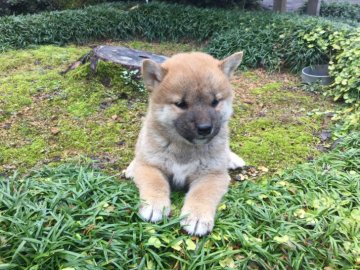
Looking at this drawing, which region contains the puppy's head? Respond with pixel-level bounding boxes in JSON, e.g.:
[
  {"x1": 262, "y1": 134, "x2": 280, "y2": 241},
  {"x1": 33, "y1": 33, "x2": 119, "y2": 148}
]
[{"x1": 142, "y1": 52, "x2": 243, "y2": 145}]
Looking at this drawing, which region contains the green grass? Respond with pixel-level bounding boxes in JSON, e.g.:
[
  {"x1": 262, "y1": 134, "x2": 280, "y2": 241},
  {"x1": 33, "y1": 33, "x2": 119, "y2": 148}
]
[{"x1": 0, "y1": 132, "x2": 359, "y2": 269}]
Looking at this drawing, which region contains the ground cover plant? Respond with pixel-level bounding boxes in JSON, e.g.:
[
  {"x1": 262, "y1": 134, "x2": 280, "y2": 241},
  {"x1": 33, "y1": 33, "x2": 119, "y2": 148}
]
[
  {"x1": 0, "y1": 2, "x2": 359, "y2": 269},
  {"x1": 1, "y1": 130, "x2": 359, "y2": 269}
]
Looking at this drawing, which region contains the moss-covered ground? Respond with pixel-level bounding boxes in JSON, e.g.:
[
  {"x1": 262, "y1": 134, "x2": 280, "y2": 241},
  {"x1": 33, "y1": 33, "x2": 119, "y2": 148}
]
[{"x1": 0, "y1": 41, "x2": 333, "y2": 176}]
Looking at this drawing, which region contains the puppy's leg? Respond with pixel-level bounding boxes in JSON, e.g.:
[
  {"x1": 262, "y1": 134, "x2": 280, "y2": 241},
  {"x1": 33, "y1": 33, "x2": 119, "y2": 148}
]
[
  {"x1": 124, "y1": 160, "x2": 135, "y2": 179},
  {"x1": 228, "y1": 150, "x2": 245, "y2": 170},
  {"x1": 133, "y1": 163, "x2": 171, "y2": 222},
  {"x1": 180, "y1": 173, "x2": 230, "y2": 236}
]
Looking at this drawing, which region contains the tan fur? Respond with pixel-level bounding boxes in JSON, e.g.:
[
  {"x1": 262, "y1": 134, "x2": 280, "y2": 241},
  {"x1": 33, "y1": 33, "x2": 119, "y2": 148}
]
[{"x1": 126, "y1": 52, "x2": 245, "y2": 236}]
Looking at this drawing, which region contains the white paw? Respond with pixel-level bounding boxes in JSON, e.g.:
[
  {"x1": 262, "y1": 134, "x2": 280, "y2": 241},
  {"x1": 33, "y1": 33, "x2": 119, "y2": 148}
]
[
  {"x1": 124, "y1": 160, "x2": 135, "y2": 179},
  {"x1": 139, "y1": 202, "x2": 170, "y2": 223},
  {"x1": 228, "y1": 151, "x2": 245, "y2": 170},
  {"x1": 180, "y1": 212, "x2": 214, "y2": 236}
]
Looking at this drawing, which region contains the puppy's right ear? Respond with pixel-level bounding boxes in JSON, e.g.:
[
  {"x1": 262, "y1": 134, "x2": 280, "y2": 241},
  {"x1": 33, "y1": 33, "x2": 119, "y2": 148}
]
[{"x1": 142, "y1": 60, "x2": 166, "y2": 91}]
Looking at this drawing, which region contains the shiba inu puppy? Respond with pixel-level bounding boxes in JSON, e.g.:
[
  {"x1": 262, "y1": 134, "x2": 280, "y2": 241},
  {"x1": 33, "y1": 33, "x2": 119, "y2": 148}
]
[{"x1": 126, "y1": 51, "x2": 245, "y2": 236}]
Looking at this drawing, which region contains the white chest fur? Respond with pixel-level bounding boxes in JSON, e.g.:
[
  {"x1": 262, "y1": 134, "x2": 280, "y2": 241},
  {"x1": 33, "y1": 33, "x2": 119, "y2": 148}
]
[{"x1": 169, "y1": 161, "x2": 200, "y2": 186}]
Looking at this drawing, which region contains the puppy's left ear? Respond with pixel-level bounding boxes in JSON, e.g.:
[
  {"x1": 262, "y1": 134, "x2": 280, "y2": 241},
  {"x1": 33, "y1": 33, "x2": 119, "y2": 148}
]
[
  {"x1": 219, "y1": 52, "x2": 243, "y2": 78},
  {"x1": 142, "y1": 59, "x2": 167, "y2": 92}
]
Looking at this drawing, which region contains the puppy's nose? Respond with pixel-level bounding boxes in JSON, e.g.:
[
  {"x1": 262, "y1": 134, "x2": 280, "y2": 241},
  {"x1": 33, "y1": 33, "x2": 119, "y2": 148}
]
[{"x1": 197, "y1": 124, "x2": 212, "y2": 136}]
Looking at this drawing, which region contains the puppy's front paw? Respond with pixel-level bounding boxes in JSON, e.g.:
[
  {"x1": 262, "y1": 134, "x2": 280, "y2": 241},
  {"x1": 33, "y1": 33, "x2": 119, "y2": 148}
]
[
  {"x1": 139, "y1": 201, "x2": 170, "y2": 223},
  {"x1": 180, "y1": 211, "x2": 214, "y2": 236},
  {"x1": 228, "y1": 151, "x2": 245, "y2": 170}
]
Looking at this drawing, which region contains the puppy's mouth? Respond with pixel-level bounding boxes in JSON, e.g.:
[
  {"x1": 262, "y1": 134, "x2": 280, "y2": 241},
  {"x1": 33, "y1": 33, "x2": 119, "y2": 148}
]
[
  {"x1": 192, "y1": 137, "x2": 211, "y2": 145},
  {"x1": 178, "y1": 129, "x2": 219, "y2": 145}
]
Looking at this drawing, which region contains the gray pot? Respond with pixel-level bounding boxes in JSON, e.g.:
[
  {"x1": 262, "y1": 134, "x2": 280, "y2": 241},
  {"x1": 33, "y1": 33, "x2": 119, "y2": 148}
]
[{"x1": 301, "y1": 64, "x2": 333, "y2": 85}]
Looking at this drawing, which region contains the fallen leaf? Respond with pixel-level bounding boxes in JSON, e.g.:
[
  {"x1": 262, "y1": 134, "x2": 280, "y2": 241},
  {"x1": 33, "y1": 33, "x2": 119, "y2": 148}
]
[
  {"x1": 258, "y1": 166, "x2": 269, "y2": 173},
  {"x1": 51, "y1": 127, "x2": 60, "y2": 135},
  {"x1": 243, "y1": 99, "x2": 253, "y2": 104}
]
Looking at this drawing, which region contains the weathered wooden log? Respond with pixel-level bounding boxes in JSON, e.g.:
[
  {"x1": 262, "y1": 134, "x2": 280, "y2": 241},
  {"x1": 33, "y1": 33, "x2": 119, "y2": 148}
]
[
  {"x1": 273, "y1": 0, "x2": 287, "y2": 12},
  {"x1": 90, "y1": 45, "x2": 168, "y2": 72}
]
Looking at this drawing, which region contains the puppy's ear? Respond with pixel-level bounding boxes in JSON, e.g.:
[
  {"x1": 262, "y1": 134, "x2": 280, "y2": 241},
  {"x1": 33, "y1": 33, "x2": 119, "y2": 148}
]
[
  {"x1": 219, "y1": 52, "x2": 243, "y2": 78},
  {"x1": 142, "y1": 60, "x2": 166, "y2": 91}
]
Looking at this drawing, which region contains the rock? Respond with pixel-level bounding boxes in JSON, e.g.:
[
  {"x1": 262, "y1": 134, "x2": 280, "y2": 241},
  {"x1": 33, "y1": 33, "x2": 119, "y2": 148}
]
[
  {"x1": 2, "y1": 122, "x2": 11, "y2": 130},
  {"x1": 320, "y1": 130, "x2": 331, "y2": 141}
]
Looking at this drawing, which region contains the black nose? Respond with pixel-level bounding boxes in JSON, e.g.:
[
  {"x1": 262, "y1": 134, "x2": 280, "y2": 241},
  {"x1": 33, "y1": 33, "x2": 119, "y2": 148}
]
[{"x1": 197, "y1": 124, "x2": 212, "y2": 136}]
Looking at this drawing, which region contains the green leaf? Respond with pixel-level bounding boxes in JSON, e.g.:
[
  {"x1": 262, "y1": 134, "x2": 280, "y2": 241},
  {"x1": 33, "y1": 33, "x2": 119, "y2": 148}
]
[
  {"x1": 147, "y1": 237, "x2": 162, "y2": 249},
  {"x1": 185, "y1": 239, "x2": 196, "y2": 251},
  {"x1": 274, "y1": 235, "x2": 290, "y2": 244},
  {"x1": 219, "y1": 257, "x2": 235, "y2": 268},
  {"x1": 171, "y1": 240, "x2": 182, "y2": 251}
]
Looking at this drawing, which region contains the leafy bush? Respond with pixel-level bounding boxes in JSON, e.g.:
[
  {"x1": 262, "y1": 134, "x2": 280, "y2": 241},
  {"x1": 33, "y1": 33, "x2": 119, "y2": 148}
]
[
  {"x1": 321, "y1": 2, "x2": 360, "y2": 22},
  {"x1": 0, "y1": 0, "x2": 127, "y2": 16},
  {"x1": 327, "y1": 29, "x2": 360, "y2": 104},
  {"x1": 0, "y1": 3, "x2": 132, "y2": 50},
  {"x1": 320, "y1": 1, "x2": 360, "y2": 22},
  {"x1": 161, "y1": 0, "x2": 261, "y2": 9},
  {"x1": 300, "y1": 1, "x2": 360, "y2": 23},
  {"x1": 205, "y1": 14, "x2": 351, "y2": 72}
]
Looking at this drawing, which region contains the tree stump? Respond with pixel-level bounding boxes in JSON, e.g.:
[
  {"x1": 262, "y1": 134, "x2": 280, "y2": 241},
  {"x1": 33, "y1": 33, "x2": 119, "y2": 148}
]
[{"x1": 90, "y1": 45, "x2": 168, "y2": 72}]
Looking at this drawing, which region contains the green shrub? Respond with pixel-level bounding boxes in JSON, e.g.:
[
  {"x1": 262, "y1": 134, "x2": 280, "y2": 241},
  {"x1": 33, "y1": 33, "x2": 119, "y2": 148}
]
[
  {"x1": 320, "y1": 1, "x2": 360, "y2": 22},
  {"x1": 205, "y1": 14, "x2": 352, "y2": 72},
  {"x1": 205, "y1": 16, "x2": 285, "y2": 70},
  {"x1": 0, "y1": 3, "x2": 132, "y2": 50},
  {"x1": 161, "y1": 0, "x2": 261, "y2": 9},
  {"x1": 327, "y1": 29, "x2": 360, "y2": 104},
  {"x1": 300, "y1": 1, "x2": 360, "y2": 24},
  {"x1": 0, "y1": 0, "x2": 127, "y2": 16}
]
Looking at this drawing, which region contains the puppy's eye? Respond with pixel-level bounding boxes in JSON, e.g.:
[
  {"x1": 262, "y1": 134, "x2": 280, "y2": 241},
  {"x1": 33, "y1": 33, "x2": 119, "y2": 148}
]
[
  {"x1": 174, "y1": 101, "x2": 188, "y2": 109},
  {"x1": 211, "y1": 99, "x2": 220, "y2": 107}
]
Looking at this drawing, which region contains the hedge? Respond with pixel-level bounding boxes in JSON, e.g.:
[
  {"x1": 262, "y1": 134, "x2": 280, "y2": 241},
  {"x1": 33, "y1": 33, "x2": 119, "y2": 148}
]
[
  {"x1": 301, "y1": 1, "x2": 360, "y2": 23},
  {"x1": 0, "y1": 2, "x2": 359, "y2": 129},
  {"x1": 0, "y1": 0, "x2": 128, "y2": 16}
]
